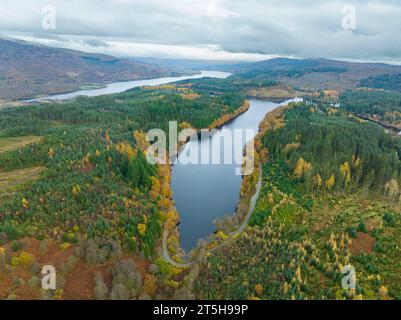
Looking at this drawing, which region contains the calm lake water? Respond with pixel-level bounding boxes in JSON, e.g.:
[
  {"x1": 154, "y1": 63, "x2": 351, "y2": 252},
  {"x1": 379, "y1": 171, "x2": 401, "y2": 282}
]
[
  {"x1": 172, "y1": 98, "x2": 302, "y2": 251},
  {"x1": 26, "y1": 70, "x2": 231, "y2": 102}
]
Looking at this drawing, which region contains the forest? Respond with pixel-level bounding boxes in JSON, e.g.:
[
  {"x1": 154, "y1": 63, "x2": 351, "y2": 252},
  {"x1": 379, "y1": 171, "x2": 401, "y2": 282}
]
[
  {"x1": 263, "y1": 101, "x2": 401, "y2": 194},
  {"x1": 178, "y1": 77, "x2": 279, "y2": 95},
  {"x1": 0, "y1": 75, "x2": 400, "y2": 300},
  {"x1": 340, "y1": 90, "x2": 401, "y2": 128},
  {"x1": 360, "y1": 73, "x2": 401, "y2": 93}
]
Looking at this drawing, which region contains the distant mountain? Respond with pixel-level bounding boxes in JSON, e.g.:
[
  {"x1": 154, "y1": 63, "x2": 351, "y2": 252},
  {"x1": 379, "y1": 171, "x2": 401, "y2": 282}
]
[
  {"x1": 229, "y1": 58, "x2": 401, "y2": 91},
  {"x1": 132, "y1": 57, "x2": 246, "y2": 72},
  {"x1": 0, "y1": 39, "x2": 170, "y2": 100}
]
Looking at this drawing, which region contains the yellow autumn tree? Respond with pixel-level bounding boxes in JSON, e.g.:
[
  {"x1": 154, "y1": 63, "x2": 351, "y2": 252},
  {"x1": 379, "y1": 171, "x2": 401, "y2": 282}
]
[
  {"x1": 352, "y1": 154, "x2": 362, "y2": 168},
  {"x1": 340, "y1": 161, "x2": 352, "y2": 187},
  {"x1": 161, "y1": 182, "x2": 171, "y2": 199},
  {"x1": 22, "y1": 198, "x2": 29, "y2": 209},
  {"x1": 294, "y1": 158, "x2": 306, "y2": 178},
  {"x1": 255, "y1": 284, "x2": 264, "y2": 296},
  {"x1": 379, "y1": 286, "x2": 388, "y2": 299},
  {"x1": 116, "y1": 142, "x2": 136, "y2": 161},
  {"x1": 105, "y1": 130, "x2": 111, "y2": 143},
  {"x1": 180, "y1": 121, "x2": 192, "y2": 129},
  {"x1": 312, "y1": 173, "x2": 323, "y2": 189},
  {"x1": 325, "y1": 174, "x2": 336, "y2": 190},
  {"x1": 216, "y1": 231, "x2": 228, "y2": 240},
  {"x1": 283, "y1": 142, "x2": 301, "y2": 156},
  {"x1": 294, "y1": 157, "x2": 312, "y2": 179},
  {"x1": 143, "y1": 274, "x2": 157, "y2": 296},
  {"x1": 48, "y1": 148, "x2": 55, "y2": 158},
  {"x1": 72, "y1": 185, "x2": 81, "y2": 197},
  {"x1": 166, "y1": 210, "x2": 179, "y2": 231},
  {"x1": 133, "y1": 130, "x2": 149, "y2": 153},
  {"x1": 208, "y1": 101, "x2": 250, "y2": 129},
  {"x1": 137, "y1": 223, "x2": 147, "y2": 237},
  {"x1": 150, "y1": 176, "x2": 161, "y2": 198},
  {"x1": 83, "y1": 153, "x2": 91, "y2": 165},
  {"x1": 304, "y1": 161, "x2": 312, "y2": 172},
  {"x1": 158, "y1": 197, "x2": 172, "y2": 210}
]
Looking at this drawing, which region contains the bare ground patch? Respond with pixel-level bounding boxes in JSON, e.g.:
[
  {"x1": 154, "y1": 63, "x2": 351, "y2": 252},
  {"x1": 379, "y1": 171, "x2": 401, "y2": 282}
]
[
  {"x1": 0, "y1": 237, "x2": 151, "y2": 300},
  {"x1": 349, "y1": 232, "x2": 376, "y2": 255}
]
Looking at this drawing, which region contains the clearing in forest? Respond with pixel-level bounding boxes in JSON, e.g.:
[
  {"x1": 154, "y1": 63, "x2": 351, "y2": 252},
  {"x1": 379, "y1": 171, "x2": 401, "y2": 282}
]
[
  {"x1": 0, "y1": 136, "x2": 42, "y2": 154},
  {"x1": 0, "y1": 166, "x2": 44, "y2": 194}
]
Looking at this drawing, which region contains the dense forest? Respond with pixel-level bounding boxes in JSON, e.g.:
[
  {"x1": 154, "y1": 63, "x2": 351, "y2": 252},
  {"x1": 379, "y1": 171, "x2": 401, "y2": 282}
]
[
  {"x1": 178, "y1": 77, "x2": 279, "y2": 94},
  {"x1": 195, "y1": 101, "x2": 401, "y2": 300},
  {"x1": 264, "y1": 102, "x2": 401, "y2": 193},
  {"x1": 340, "y1": 90, "x2": 401, "y2": 128}
]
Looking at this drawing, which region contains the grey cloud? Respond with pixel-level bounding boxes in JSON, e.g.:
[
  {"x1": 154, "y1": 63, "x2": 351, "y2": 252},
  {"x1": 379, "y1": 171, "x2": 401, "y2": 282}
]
[
  {"x1": 83, "y1": 39, "x2": 110, "y2": 48},
  {"x1": 0, "y1": 0, "x2": 400, "y2": 61}
]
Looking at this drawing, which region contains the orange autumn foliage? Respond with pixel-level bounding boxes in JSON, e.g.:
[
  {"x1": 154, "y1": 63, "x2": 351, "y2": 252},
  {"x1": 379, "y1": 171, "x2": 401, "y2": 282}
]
[
  {"x1": 208, "y1": 100, "x2": 250, "y2": 129},
  {"x1": 143, "y1": 274, "x2": 157, "y2": 296},
  {"x1": 105, "y1": 130, "x2": 111, "y2": 143},
  {"x1": 133, "y1": 130, "x2": 149, "y2": 153},
  {"x1": 116, "y1": 142, "x2": 137, "y2": 161}
]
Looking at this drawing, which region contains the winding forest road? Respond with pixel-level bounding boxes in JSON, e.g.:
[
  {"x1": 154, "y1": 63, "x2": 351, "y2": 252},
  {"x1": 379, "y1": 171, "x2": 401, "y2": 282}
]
[{"x1": 162, "y1": 163, "x2": 263, "y2": 268}]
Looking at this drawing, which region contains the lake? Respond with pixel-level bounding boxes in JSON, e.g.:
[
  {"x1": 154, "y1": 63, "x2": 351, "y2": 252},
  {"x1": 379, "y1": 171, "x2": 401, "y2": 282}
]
[
  {"x1": 171, "y1": 98, "x2": 301, "y2": 251},
  {"x1": 26, "y1": 70, "x2": 231, "y2": 102}
]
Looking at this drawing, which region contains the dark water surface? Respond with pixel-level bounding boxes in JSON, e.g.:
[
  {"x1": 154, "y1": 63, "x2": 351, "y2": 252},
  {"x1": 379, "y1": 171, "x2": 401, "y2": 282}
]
[{"x1": 172, "y1": 99, "x2": 301, "y2": 251}]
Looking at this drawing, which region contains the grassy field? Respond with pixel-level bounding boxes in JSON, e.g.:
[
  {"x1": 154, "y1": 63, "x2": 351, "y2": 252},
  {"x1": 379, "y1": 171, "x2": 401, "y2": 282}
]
[
  {"x1": 247, "y1": 86, "x2": 297, "y2": 100},
  {"x1": 0, "y1": 166, "x2": 44, "y2": 195},
  {"x1": 0, "y1": 136, "x2": 42, "y2": 154}
]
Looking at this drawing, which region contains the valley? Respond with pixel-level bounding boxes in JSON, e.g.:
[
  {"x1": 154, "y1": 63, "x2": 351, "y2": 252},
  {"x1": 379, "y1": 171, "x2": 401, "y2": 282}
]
[
  {"x1": 0, "y1": 41, "x2": 401, "y2": 301},
  {"x1": 0, "y1": 39, "x2": 171, "y2": 101}
]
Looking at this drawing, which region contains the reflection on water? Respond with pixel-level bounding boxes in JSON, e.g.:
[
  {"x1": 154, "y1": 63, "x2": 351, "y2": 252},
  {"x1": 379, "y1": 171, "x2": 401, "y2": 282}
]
[{"x1": 172, "y1": 99, "x2": 301, "y2": 251}]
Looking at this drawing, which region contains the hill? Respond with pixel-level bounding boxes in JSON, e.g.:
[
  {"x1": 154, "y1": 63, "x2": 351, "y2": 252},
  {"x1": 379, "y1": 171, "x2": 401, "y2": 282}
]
[
  {"x1": 229, "y1": 58, "x2": 401, "y2": 92},
  {"x1": 131, "y1": 57, "x2": 244, "y2": 72},
  {"x1": 359, "y1": 73, "x2": 401, "y2": 92},
  {"x1": 0, "y1": 39, "x2": 170, "y2": 100}
]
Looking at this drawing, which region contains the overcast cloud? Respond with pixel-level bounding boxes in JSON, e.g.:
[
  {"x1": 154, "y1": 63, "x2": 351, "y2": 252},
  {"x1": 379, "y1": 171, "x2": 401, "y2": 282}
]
[{"x1": 1, "y1": 0, "x2": 401, "y2": 62}]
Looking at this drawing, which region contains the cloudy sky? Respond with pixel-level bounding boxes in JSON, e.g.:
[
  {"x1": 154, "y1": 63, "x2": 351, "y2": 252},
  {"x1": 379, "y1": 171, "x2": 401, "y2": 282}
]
[{"x1": 1, "y1": 0, "x2": 401, "y2": 62}]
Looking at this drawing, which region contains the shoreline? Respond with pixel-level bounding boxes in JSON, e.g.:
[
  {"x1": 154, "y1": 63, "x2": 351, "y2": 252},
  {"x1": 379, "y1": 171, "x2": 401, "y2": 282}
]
[
  {"x1": 162, "y1": 98, "x2": 300, "y2": 267},
  {"x1": 22, "y1": 80, "x2": 151, "y2": 103},
  {"x1": 162, "y1": 99, "x2": 253, "y2": 265},
  {"x1": 162, "y1": 100, "x2": 279, "y2": 267},
  {"x1": 22, "y1": 71, "x2": 205, "y2": 103},
  {"x1": 162, "y1": 161, "x2": 263, "y2": 268},
  {"x1": 169, "y1": 100, "x2": 251, "y2": 164}
]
